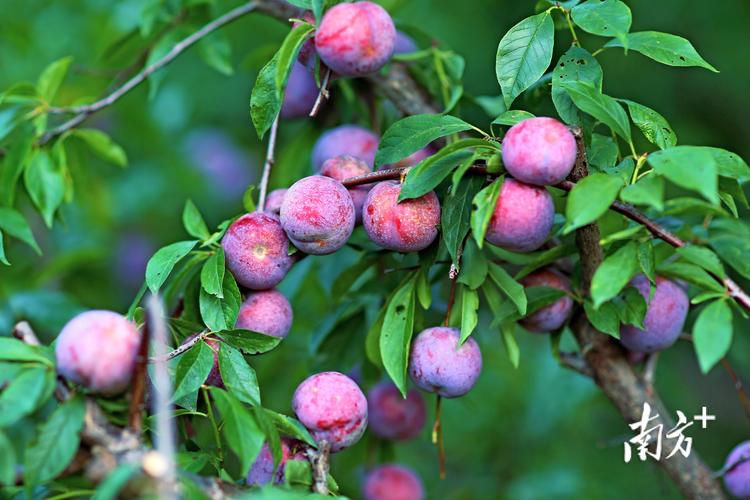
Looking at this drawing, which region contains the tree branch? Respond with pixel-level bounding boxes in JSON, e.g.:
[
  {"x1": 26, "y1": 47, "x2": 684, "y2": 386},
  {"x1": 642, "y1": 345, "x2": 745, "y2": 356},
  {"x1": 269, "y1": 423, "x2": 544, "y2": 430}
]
[
  {"x1": 566, "y1": 128, "x2": 726, "y2": 499},
  {"x1": 257, "y1": 114, "x2": 280, "y2": 212}
]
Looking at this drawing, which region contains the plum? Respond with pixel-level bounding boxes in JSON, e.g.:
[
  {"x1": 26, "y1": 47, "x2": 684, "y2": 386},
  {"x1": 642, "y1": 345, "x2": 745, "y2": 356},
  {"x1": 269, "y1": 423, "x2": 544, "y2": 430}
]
[
  {"x1": 519, "y1": 269, "x2": 573, "y2": 333},
  {"x1": 292, "y1": 371, "x2": 367, "y2": 452},
  {"x1": 320, "y1": 155, "x2": 372, "y2": 223},
  {"x1": 265, "y1": 188, "x2": 287, "y2": 214},
  {"x1": 620, "y1": 275, "x2": 688, "y2": 353},
  {"x1": 408, "y1": 327, "x2": 482, "y2": 398},
  {"x1": 315, "y1": 2, "x2": 396, "y2": 77},
  {"x1": 222, "y1": 212, "x2": 294, "y2": 290},
  {"x1": 236, "y1": 289, "x2": 293, "y2": 339},
  {"x1": 280, "y1": 62, "x2": 318, "y2": 119},
  {"x1": 485, "y1": 178, "x2": 554, "y2": 253},
  {"x1": 280, "y1": 175, "x2": 355, "y2": 255},
  {"x1": 312, "y1": 125, "x2": 379, "y2": 170},
  {"x1": 393, "y1": 31, "x2": 418, "y2": 55},
  {"x1": 501, "y1": 117, "x2": 577, "y2": 186},
  {"x1": 362, "y1": 181, "x2": 440, "y2": 253},
  {"x1": 246, "y1": 438, "x2": 307, "y2": 486},
  {"x1": 363, "y1": 464, "x2": 424, "y2": 500},
  {"x1": 724, "y1": 440, "x2": 750, "y2": 499},
  {"x1": 55, "y1": 310, "x2": 140, "y2": 395},
  {"x1": 367, "y1": 381, "x2": 426, "y2": 441}
]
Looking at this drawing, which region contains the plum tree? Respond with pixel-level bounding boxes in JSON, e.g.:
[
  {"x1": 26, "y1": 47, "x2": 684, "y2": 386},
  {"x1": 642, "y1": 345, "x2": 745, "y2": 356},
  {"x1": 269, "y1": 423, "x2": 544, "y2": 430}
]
[
  {"x1": 367, "y1": 381, "x2": 426, "y2": 441},
  {"x1": 264, "y1": 188, "x2": 287, "y2": 214},
  {"x1": 247, "y1": 438, "x2": 306, "y2": 486},
  {"x1": 362, "y1": 181, "x2": 440, "y2": 252},
  {"x1": 320, "y1": 155, "x2": 372, "y2": 223},
  {"x1": 222, "y1": 212, "x2": 294, "y2": 290},
  {"x1": 408, "y1": 327, "x2": 482, "y2": 398},
  {"x1": 501, "y1": 117, "x2": 577, "y2": 186},
  {"x1": 280, "y1": 62, "x2": 318, "y2": 119},
  {"x1": 485, "y1": 179, "x2": 554, "y2": 252},
  {"x1": 292, "y1": 372, "x2": 367, "y2": 452},
  {"x1": 311, "y1": 125, "x2": 380, "y2": 169},
  {"x1": 363, "y1": 464, "x2": 424, "y2": 500},
  {"x1": 620, "y1": 275, "x2": 689, "y2": 353},
  {"x1": 724, "y1": 441, "x2": 750, "y2": 499},
  {"x1": 519, "y1": 269, "x2": 573, "y2": 333},
  {"x1": 280, "y1": 175, "x2": 355, "y2": 255},
  {"x1": 236, "y1": 289, "x2": 293, "y2": 338},
  {"x1": 314, "y1": 2, "x2": 396, "y2": 77},
  {"x1": 55, "y1": 310, "x2": 140, "y2": 395}
]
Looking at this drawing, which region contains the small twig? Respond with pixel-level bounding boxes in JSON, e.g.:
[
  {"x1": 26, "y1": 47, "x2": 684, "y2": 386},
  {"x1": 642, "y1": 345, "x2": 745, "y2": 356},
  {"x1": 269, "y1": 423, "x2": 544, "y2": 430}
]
[
  {"x1": 128, "y1": 319, "x2": 151, "y2": 433},
  {"x1": 12, "y1": 321, "x2": 41, "y2": 345},
  {"x1": 431, "y1": 395, "x2": 446, "y2": 480},
  {"x1": 720, "y1": 358, "x2": 750, "y2": 421},
  {"x1": 308, "y1": 68, "x2": 331, "y2": 117},
  {"x1": 41, "y1": 1, "x2": 259, "y2": 144},
  {"x1": 257, "y1": 114, "x2": 280, "y2": 212},
  {"x1": 149, "y1": 331, "x2": 209, "y2": 362},
  {"x1": 305, "y1": 441, "x2": 330, "y2": 495},
  {"x1": 559, "y1": 351, "x2": 593, "y2": 378},
  {"x1": 146, "y1": 295, "x2": 178, "y2": 500},
  {"x1": 643, "y1": 352, "x2": 659, "y2": 397}
]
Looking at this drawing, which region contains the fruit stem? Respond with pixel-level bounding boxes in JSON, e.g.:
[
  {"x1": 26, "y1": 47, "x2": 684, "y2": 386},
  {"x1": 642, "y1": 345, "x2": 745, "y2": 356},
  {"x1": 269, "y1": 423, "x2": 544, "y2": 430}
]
[{"x1": 309, "y1": 68, "x2": 331, "y2": 117}]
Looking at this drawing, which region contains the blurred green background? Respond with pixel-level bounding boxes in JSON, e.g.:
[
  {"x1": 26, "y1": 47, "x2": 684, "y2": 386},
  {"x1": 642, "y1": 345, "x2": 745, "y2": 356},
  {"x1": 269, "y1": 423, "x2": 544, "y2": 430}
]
[{"x1": 1, "y1": 0, "x2": 749, "y2": 498}]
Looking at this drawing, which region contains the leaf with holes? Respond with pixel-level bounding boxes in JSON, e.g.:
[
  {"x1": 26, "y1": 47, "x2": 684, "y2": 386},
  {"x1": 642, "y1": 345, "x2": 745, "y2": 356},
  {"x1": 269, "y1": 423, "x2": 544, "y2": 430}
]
[{"x1": 605, "y1": 31, "x2": 718, "y2": 72}]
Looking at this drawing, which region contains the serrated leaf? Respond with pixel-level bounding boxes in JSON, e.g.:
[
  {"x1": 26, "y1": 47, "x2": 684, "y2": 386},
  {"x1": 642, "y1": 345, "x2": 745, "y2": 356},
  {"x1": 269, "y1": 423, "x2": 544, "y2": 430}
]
[
  {"x1": 621, "y1": 100, "x2": 676, "y2": 150},
  {"x1": 172, "y1": 340, "x2": 214, "y2": 402},
  {"x1": 375, "y1": 114, "x2": 475, "y2": 167},
  {"x1": 72, "y1": 129, "x2": 127, "y2": 167},
  {"x1": 571, "y1": 0, "x2": 631, "y2": 44},
  {"x1": 471, "y1": 177, "x2": 503, "y2": 248},
  {"x1": 559, "y1": 81, "x2": 631, "y2": 141},
  {"x1": 145, "y1": 240, "x2": 198, "y2": 293},
  {"x1": 591, "y1": 242, "x2": 639, "y2": 307},
  {"x1": 563, "y1": 173, "x2": 624, "y2": 233},
  {"x1": 218, "y1": 343, "x2": 260, "y2": 406},
  {"x1": 604, "y1": 31, "x2": 718, "y2": 72},
  {"x1": 551, "y1": 46, "x2": 603, "y2": 125},
  {"x1": 211, "y1": 389, "x2": 264, "y2": 477},
  {"x1": 380, "y1": 274, "x2": 417, "y2": 397},
  {"x1": 648, "y1": 146, "x2": 718, "y2": 205},
  {"x1": 693, "y1": 300, "x2": 732, "y2": 373},
  {"x1": 488, "y1": 263, "x2": 527, "y2": 315},
  {"x1": 496, "y1": 12, "x2": 554, "y2": 107},
  {"x1": 23, "y1": 395, "x2": 85, "y2": 487},
  {"x1": 620, "y1": 175, "x2": 664, "y2": 211}
]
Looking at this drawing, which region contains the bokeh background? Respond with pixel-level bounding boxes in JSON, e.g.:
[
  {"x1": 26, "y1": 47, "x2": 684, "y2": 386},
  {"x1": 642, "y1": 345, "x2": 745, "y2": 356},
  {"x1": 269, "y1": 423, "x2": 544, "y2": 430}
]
[{"x1": 1, "y1": 0, "x2": 749, "y2": 498}]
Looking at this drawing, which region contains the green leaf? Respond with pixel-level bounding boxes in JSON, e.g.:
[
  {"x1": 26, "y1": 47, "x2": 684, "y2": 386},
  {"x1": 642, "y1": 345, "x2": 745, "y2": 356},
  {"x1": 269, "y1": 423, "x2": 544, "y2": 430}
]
[
  {"x1": 263, "y1": 409, "x2": 316, "y2": 447},
  {"x1": 499, "y1": 321, "x2": 520, "y2": 368},
  {"x1": 587, "y1": 133, "x2": 618, "y2": 169},
  {"x1": 24, "y1": 395, "x2": 85, "y2": 487},
  {"x1": 172, "y1": 340, "x2": 214, "y2": 402},
  {"x1": 0, "y1": 122, "x2": 34, "y2": 206},
  {"x1": 693, "y1": 300, "x2": 733, "y2": 373},
  {"x1": 0, "y1": 367, "x2": 55, "y2": 427},
  {"x1": 0, "y1": 208, "x2": 41, "y2": 254},
  {"x1": 91, "y1": 463, "x2": 140, "y2": 500},
  {"x1": 496, "y1": 12, "x2": 554, "y2": 107},
  {"x1": 243, "y1": 185, "x2": 257, "y2": 213},
  {"x1": 399, "y1": 148, "x2": 473, "y2": 201},
  {"x1": 71, "y1": 129, "x2": 128, "y2": 167},
  {"x1": 621, "y1": 100, "x2": 676, "y2": 150},
  {"x1": 571, "y1": 0, "x2": 631, "y2": 44},
  {"x1": 0, "y1": 430, "x2": 16, "y2": 486},
  {"x1": 559, "y1": 81, "x2": 631, "y2": 141},
  {"x1": 457, "y1": 238, "x2": 488, "y2": 289},
  {"x1": 657, "y1": 262, "x2": 724, "y2": 293},
  {"x1": 0, "y1": 338, "x2": 52, "y2": 365},
  {"x1": 471, "y1": 177, "x2": 504, "y2": 248},
  {"x1": 250, "y1": 53, "x2": 280, "y2": 139},
  {"x1": 37, "y1": 56, "x2": 73, "y2": 102},
  {"x1": 704, "y1": 147, "x2": 750, "y2": 180},
  {"x1": 201, "y1": 249, "x2": 226, "y2": 298},
  {"x1": 217, "y1": 329, "x2": 282, "y2": 355},
  {"x1": 182, "y1": 200, "x2": 211, "y2": 241},
  {"x1": 604, "y1": 31, "x2": 718, "y2": 72},
  {"x1": 0, "y1": 232, "x2": 8, "y2": 265},
  {"x1": 380, "y1": 274, "x2": 417, "y2": 397},
  {"x1": 145, "y1": 240, "x2": 198, "y2": 294},
  {"x1": 551, "y1": 46, "x2": 603, "y2": 125},
  {"x1": 218, "y1": 343, "x2": 261, "y2": 406},
  {"x1": 211, "y1": 389, "x2": 264, "y2": 477},
  {"x1": 615, "y1": 286, "x2": 647, "y2": 329},
  {"x1": 620, "y1": 175, "x2": 664, "y2": 211},
  {"x1": 492, "y1": 110, "x2": 535, "y2": 126},
  {"x1": 198, "y1": 31, "x2": 234, "y2": 76},
  {"x1": 563, "y1": 173, "x2": 624, "y2": 233},
  {"x1": 458, "y1": 285, "x2": 480, "y2": 343},
  {"x1": 710, "y1": 233, "x2": 750, "y2": 279},
  {"x1": 488, "y1": 263, "x2": 527, "y2": 315},
  {"x1": 637, "y1": 241, "x2": 656, "y2": 285},
  {"x1": 647, "y1": 146, "x2": 718, "y2": 204},
  {"x1": 676, "y1": 245, "x2": 725, "y2": 280},
  {"x1": 200, "y1": 271, "x2": 241, "y2": 331},
  {"x1": 591, "y1": 242, "x2": 639, "y2": 307},
  {"x1": 375, "y1": 114, "x2": 475, "y2": 167},
  {"x1": 584, "y1": 300, "x2": 620, "y2": 337},
  {"x1": 441, "y1": 175, "x2": 484, "y2": 267},
  {"x1": 275, "y1": 24, "x2": 316, "y2": 96},
  {"x1": 24, "y1": 149, "x2": 66, "y2": 227}
]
